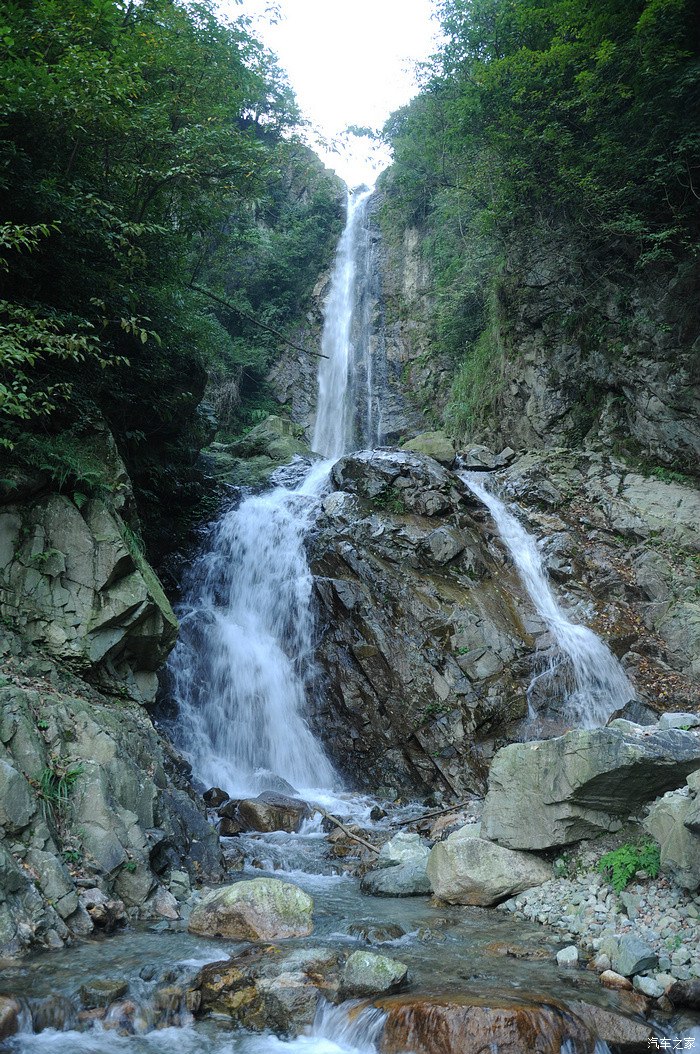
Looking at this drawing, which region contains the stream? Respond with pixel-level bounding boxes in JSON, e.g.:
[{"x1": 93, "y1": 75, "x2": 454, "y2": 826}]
[{"x1": 2, "y1": 813, "x2": 686, "y2": 1052}]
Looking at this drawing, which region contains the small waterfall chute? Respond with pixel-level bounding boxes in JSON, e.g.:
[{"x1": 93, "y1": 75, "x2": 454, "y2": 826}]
[{"x1": 462, "y1": 471, "x2": 634, "y2": 727}]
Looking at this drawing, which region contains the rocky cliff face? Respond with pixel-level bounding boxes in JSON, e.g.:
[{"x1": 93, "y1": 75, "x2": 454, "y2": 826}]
[
  {"x1": 0, "y1": 625, "x2": 222, "y2": 959},
  {"x1": 0, "y1": 435, "x2": 177, "y2": 705},
  {"x1": 307, "y1": 448, "x2": 699, "y2": 796},
  {"x1": 488, "y1": 234, "x2": 700, "y2": 472},
  {"x1": 0, "y1": 435, "x2": 222, "y2": 958}
]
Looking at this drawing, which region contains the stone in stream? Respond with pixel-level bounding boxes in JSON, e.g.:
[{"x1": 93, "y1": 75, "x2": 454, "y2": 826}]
[
  {"x1": 667, "y1": 979, "x2": 700, "y2": 1009},
  {"x1": 237, "y1": 792, "x2": 311, "y2": 834},
  {"x1": 481, "y1": 725, "x2": 700, "y2": 850},
  {"x1": 188, "y1": 878, "x2": 313, "y2": 940},
  {"x1": 79, "y1": 978, "x2": 129, "y2": 1009},
  {"x1": 347, "y1": 921, "x2": 406, "y2": 944},
  {"x1": 599, "y1": 970, "x2": 633, "y2": 991},
  {"x1": 0, "y1": 997, "x2": 20, "y2": 1041},
  {"x1": 203, "y1": 787, "x2": 229, "y2": 807},
  {"x1": 376, "y1": 994, "x2": 594, "y2": 1054},
  {"x1": 568, "y1": 1000, "x2": 659, "y2": 1048},
  {"x1": 427, "y1": 829, "x2": 551, "y2": 906},
  {"x1": 361, "y1": 832, "x2": 432, "y2": 897},
  {"x1": 341, "y1": 950, "x2": 409, "y2": 998},
  {"x1": 556, "y1": 946, "x2": 579, "y2": 968},
  {"x1": 194, "y1": 945, "x2": 340, "y2": 1033}
]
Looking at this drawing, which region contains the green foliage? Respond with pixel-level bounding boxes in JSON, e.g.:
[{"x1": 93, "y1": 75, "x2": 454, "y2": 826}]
[
  {"x1": 445, "y1": 326, "x2": 502, "y2": 435},
  {"x1": 598, "y1": 840, "x2": 661, "y2": 893},
  {"x1": 0, "y1": 0, "x2": 341, "y2": 552},
  {"x1": 370, "y1": 487, "x2": 407, "y2": 515},
  {"x1": 37, "y1": 761, "x2": 84, "y2": 819},
  {"x1": 381, "y1": 0, "x2": 700, "y2": 442}
]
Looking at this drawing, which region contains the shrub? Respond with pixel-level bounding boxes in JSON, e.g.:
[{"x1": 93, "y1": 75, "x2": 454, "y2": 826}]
[{"x1": 597, "y1": 840, "x2": 661, "y2": 893}]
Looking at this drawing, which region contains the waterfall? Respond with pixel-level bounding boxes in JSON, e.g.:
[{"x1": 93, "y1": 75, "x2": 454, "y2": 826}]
[
  {"x1": 168, "y1": 462, "x2": 336, "y2": 796},
  {"x1": 313, "y1": 185, "x2": 380, "y2": 457},
  {"x1": 462, "y1": 472, "x2": 634, "y2": 728},
  {"x1": 168, "y1": 186, "x2": 380, "y2": 796}
]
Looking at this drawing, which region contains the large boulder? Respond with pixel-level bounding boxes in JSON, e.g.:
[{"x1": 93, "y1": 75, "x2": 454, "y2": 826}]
[
  {"x1": 401, "y1": 431, "x2": 455, "y2": 466},
  {"x1": 188, "y1": 879, "x2": 314, "y2": 940},
  {"x1": 311, "y1": 450, "x2": 536, "y2": 797},
  {"x1": 361, "y1": 833, "x2": 432, "y2": 897},
  {"x1": 427, "y1": 829, "x2": 551, "y2": 906},
  {"x1": 643, "y1": 778, "x2": 700, "y2": 890},
  {"x1": 237, "y1": 792, "x2": 311, "y2": 834},
  {"x1": 482, "y1": 726, "x2": 700, "y2": 850},
  {"x1": 377, "y1": 994, "x2": 594, "y2": 1054}
]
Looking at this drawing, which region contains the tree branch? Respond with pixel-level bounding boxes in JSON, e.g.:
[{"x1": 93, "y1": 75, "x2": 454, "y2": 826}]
[{"x1": 190, "y1": 283, "x2": 328, "y2": 359}]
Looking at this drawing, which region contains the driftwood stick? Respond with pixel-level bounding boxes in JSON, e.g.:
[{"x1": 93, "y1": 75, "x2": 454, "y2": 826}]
[
  {"x1": 391, "y1": 800, "x2": 473, "y2": 828},
  {"x1": 190, "y1": 283, "x2": 329, "y2": 359},
  {"x1": 313, "y1": 806, "x2": 380, "y2": 854}
]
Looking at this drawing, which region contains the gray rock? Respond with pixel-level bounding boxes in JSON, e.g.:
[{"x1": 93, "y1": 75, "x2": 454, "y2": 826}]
[
  {"x1": 612, "y1": 934, "x2": 659, "y2": 977},
  {"x1": 188, "y1": 878, "x2": 314, "y2": 940},
  {"x1": 341, "y1": 950, "x2": 408, "y2": 997},
  {"x1": 0, "y1": 469, "x2": 177, "y2": 704},
  {"x1": 643, "y1": 790, "x2": 700, "y2": 890},
  {"x1": 482, "y1": 726, "x2": 700, "y2": 850},
  {"x1": 360, "y1": 859, "x2": 432, "y2": 897},
  {"x1": 376, "y1": 832, "x2": 430, "y2": 868},
  {"x1": 0, "y1": 760, "x2": 35, "y2": 832},
  {"x1": 556, "y1": 946, "x2": 579, "y2": 967},
  {"x1": 427, "y1": 831, "x2": 551, "y2": 906},
  {"x1": 659, "y1": 712, "x2": 700, "y2": 730},
  {"x1": 633, "y1": 975, "x2": 664, "y2": 998},
  {"x1": 462, "y1": 446, "x2": 497, "y2": 469}
]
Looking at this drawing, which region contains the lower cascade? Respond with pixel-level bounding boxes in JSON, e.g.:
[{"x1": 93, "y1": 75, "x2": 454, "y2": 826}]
[
  {"x1": 169, "y1": 461, "x2": 336, "y2": 797},
  {"x1": 462, "y1": 472, "x2": 634, "y2": 728}
]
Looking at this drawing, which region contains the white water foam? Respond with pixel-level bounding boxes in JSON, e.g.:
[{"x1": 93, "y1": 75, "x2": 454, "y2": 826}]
[
  {"x1": 169, "y1": 461, "x2": 336, "y2": 797},
  {"x1": 462, "y1": 472, "x2": 634, "y2": 727}
]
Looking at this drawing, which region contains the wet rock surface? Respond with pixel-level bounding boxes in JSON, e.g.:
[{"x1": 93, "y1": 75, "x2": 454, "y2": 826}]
[
  {"x1": 377, "y1": 993, "x2": 596, "y2": 1054},
  {"x1": 0, "y1": 626, "x2": 221, "y2": 959},
  {"x1": 188, "y1": 877, "x2": 314, "y2": 940},
  {"x1": 309, "y1": 450, "x2": 539, "y2": 796}
]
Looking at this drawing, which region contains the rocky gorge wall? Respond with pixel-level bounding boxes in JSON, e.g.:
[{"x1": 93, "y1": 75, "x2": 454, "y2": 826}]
[{"x1": 0, "y1": 437, "x2": 222, "y2": 959}]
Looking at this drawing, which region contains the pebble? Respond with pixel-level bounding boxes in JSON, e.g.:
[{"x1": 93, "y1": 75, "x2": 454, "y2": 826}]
[{"x1": 556, "y1": 946, "x2": 579, "y2": 967}]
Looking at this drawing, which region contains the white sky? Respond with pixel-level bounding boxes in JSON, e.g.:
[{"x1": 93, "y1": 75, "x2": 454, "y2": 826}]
[{"x1": 223, "y1": 0, "x2": 439, "y2": 187}]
